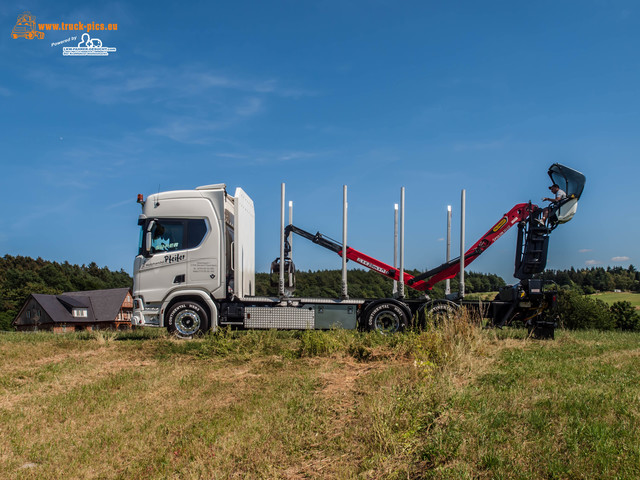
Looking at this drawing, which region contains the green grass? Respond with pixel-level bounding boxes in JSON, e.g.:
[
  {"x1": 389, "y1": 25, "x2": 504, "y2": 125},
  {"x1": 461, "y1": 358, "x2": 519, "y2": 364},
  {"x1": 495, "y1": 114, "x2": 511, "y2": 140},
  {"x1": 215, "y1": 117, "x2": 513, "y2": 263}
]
[
  {"x1": 420, "y1": 329, "x2": 640, "y2": 479},
  {"x1": 590, "y1": 291, "x2": 640, "y2": 308},
  {"x1": 1, "y1": 325, "x2": 640, "y2": 478}
]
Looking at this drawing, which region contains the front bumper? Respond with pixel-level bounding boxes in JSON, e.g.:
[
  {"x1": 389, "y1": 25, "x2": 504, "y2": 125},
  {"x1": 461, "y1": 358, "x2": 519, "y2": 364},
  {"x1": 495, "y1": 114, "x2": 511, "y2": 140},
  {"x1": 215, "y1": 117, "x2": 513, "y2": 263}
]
[{"x1": 132, "y1": 298, "x2": 162, "y2": 327}]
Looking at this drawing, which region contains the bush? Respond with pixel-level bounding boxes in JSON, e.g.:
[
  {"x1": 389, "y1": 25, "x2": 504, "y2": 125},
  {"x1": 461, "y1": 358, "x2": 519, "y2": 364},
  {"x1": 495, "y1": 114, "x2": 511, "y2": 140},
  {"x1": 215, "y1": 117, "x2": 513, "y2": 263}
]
[
  {"x1": 610, "y1": 301, "x2": 640, "y2": 331},
  {"x1": 556, "y1": 290, "x2": 614, "y2": 330},
  {"x1": 0, "y1": 311, "x2": 15, "y2": 331}
]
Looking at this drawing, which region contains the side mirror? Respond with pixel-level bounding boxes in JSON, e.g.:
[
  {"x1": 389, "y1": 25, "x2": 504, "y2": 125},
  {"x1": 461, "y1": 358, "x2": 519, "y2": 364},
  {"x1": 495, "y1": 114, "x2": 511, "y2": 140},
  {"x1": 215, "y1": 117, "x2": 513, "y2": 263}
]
[
  {"x1": 144, "y1": 220, "x2": 155, "y2": 258},
  {"x1": 145, "y1": 232, "x2": 152, "y2": 257}
]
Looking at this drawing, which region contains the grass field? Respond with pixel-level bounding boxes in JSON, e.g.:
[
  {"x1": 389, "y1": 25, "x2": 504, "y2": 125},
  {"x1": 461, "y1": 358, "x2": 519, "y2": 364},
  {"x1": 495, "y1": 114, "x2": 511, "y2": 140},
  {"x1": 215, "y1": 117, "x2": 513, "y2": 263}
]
[
  {"x1": 1, "y1": 324, "x2": 639, "y2": 479},
  {"x1": 590, "y1": 291, "x2": 640, "y2": 308}
]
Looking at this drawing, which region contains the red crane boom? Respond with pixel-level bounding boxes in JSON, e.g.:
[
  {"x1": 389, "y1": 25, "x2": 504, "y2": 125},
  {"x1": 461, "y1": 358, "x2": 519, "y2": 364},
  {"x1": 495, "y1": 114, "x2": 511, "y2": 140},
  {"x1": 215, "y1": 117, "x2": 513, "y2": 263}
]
[{"x1": 283, "y1": 202, "x2": 537, "y2": 292}]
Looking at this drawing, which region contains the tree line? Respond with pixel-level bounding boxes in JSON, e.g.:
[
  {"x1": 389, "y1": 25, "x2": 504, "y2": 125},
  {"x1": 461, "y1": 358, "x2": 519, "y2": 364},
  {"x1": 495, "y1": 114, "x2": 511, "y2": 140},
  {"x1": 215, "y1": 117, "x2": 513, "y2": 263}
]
[
  {"x1": 255, "y1": 269, "x2": 506, "y2": 299},
  {"x1": 537, "y1": 265, "x2": 639, "y2": 293},
  {"x1": 2, "y1": 254, "x2": 638, "y2": 332}
]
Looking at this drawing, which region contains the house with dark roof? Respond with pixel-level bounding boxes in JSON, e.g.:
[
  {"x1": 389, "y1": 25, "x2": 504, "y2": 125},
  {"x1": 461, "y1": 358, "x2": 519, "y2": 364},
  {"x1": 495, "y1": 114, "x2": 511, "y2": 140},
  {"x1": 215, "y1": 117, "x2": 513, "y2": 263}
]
[{"x1": 12, "y1": 288, "x2": 133, "y2": 332}]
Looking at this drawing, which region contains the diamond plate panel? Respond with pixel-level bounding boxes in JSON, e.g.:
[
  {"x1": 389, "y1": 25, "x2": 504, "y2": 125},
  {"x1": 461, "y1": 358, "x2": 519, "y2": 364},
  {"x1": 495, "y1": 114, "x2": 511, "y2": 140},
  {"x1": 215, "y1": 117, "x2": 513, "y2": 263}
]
[{"x1": 244, "y1": 307, "x2": 315, "y2": 329}]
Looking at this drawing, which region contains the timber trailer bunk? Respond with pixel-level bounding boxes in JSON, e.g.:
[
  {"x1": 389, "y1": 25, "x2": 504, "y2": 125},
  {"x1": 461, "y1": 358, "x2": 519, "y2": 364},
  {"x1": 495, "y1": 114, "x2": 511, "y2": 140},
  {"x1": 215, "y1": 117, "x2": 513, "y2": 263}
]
[{"x1": 131, "y1": 163, "x2": 585, "y2": 339}]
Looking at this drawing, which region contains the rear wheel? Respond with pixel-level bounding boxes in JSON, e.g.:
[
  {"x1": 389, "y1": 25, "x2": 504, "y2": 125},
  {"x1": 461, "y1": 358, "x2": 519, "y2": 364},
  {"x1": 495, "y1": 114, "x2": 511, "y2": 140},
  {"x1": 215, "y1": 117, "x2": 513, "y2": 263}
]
[
  {"x1": 167, "y1": 301, "x2": 209, "y2": 338},
  {"x1": 416, "y1": 300, "x2": 460, "y2": 329},
  {"x1": 363, "y1": 302, "x2": 408, "y2": 334}
]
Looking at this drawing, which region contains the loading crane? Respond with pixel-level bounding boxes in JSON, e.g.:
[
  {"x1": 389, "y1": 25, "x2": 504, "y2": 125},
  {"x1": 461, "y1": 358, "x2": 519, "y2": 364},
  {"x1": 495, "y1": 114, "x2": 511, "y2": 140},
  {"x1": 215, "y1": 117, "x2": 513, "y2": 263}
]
[{"x1": 273, "y1": 163, "x2": 586, "y2": 336}]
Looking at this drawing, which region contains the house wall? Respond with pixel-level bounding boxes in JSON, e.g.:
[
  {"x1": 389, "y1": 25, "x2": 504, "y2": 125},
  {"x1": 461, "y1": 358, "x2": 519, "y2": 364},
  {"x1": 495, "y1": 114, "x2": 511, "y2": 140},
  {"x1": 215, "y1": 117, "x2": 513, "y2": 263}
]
[
  {"x1": 116, "y1": 291, "x2": 133, "y2": 326},
  {"x1": 14, "y1": 298, "x2": 52, "y2": 330}
]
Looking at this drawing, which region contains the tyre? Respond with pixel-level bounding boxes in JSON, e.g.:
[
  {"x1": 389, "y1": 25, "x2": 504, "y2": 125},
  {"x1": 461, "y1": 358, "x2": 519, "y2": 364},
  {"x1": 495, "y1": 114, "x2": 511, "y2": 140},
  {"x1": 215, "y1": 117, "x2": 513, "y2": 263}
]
[
  {"x1": 166, "y1": 301, "x2": 210, "y2": 338},
  {"x1": 527, "y1": 321, "x2": 555, "y2": 340},
  {"x1": 363, "y1": 301, "x2": 408, "y2": 334},
  {"x1": 416, "y1": 300, "x2": 460, "y2": 329}
]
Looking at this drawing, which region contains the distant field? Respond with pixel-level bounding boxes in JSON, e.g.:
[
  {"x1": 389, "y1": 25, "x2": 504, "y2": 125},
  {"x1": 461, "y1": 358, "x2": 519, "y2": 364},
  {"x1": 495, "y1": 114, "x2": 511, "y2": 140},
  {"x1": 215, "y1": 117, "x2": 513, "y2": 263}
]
[
  {"x1": 591, "y1": 291, "x2": 640, "y2": 308},
  {"x1": 1, "y1": 325, "x2": 640, "y2": 479},
  {"x1": 464, "y1": 291, "x2": 498, "y2": 301}
]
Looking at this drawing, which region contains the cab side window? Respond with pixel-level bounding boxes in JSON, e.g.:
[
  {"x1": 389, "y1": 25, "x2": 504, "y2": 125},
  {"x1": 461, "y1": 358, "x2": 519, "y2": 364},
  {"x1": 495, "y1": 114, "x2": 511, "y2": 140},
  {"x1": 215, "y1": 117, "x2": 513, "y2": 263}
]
[
  {"x1": 151, "y1": 221, "x2": 184, "y2": 253},
  {"x1": 147, "y1": 219, "x2": 208, "y2": 254},
  {"x1": 186, "y1": 219, "x2": 208, "y2": 249}
]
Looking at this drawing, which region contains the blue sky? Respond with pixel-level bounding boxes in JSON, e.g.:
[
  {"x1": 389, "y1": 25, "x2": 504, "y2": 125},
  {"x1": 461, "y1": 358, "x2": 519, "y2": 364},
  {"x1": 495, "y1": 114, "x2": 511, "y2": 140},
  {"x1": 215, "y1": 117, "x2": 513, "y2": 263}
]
[{"x1": 1, "y1": 1, "x2": 638, "y2": 284}]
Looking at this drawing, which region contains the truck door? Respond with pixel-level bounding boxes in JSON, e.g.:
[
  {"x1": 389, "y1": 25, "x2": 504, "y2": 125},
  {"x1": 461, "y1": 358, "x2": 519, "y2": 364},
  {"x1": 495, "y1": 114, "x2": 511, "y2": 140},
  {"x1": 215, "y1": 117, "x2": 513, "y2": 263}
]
[
  {"x1": 137, "y1": 219, "x2": 188, "y2": 302},
  {"x1": 186, "y1": 218, "x2": 221, "y2": 294}
]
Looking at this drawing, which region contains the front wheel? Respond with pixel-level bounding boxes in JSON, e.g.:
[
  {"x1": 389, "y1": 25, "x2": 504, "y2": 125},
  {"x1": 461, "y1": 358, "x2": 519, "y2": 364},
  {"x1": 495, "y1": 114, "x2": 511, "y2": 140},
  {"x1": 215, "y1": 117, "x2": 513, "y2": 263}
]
[
  {"x1": 363, "y1": 302, "x2": 408, "y2": 334},
  {"x1": 167, "y1": 301, "x2": 210, "y2": 338}
]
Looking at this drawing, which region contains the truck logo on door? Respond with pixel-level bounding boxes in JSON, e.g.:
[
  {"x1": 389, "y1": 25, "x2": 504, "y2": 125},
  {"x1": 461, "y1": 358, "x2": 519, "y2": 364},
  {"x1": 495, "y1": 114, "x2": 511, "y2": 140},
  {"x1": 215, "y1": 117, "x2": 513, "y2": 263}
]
[{"x1": 165, "y1": 253, "x2": 186, "y2": 264}]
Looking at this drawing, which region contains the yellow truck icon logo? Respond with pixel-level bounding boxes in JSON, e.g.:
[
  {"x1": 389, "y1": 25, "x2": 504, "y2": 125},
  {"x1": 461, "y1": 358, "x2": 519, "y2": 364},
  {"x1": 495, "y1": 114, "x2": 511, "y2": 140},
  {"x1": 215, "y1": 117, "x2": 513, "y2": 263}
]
[{"x1": 12, "y1": 12, "x2": 44, "y2": 40}]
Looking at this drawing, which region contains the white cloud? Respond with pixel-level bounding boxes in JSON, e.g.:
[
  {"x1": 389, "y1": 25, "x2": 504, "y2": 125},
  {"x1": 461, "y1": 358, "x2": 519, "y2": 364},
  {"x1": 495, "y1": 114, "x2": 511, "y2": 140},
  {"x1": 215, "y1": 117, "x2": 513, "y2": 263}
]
[
  {"x1": 437, "y1": 237, "x2": 445, "y2": 242},
  {"x1": 578, "y1": 249, "x2": 592, "y2": 253},
  {"x1": 585, "y1": 260, "x2": 601, "y2": 266},
  {"x1": 612, "y1": 256, "x2": 630, "y2": 262}
]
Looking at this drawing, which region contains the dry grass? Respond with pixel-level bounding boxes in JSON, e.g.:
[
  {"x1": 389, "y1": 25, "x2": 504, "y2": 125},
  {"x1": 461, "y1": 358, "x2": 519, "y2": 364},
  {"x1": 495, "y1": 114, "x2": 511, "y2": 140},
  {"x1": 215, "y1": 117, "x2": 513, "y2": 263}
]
[
  {"x1": 0, "y1": 321, "x2": 483, "y2": 480},
  {"x1": 2, "y1": 322, "x2": 638, "y2": 479}
]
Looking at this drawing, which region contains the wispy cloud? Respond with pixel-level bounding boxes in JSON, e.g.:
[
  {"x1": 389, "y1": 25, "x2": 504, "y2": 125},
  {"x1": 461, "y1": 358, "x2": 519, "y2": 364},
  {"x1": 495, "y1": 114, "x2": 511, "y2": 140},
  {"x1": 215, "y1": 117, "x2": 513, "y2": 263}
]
[
  {"x1": 214, "y1": 149, "x2": 323, "y2": 165},
  {"x1": 11, "y1": 196, "x2": 80, "y2": 231},
  {"x1": 189, "y1": 72, "x2": 316, "y2": 98},
  {"x1": 215, "y1": 153, "x2": 249, "y2": 160},
  {"x1": 105, "y1": 198, "x2": 135, "y2": 210},
  {"x1": 578, "y1": 248, "x2": 592, "y2": 253},
  {"x1": 27, "y1": 64, "x2": 314, "y2": 106},
  {"x1": 612, "y1": 256, "x2": 630, "y2": 262},
  {"x1": 0, "y1": 85, "x2": 10, "y2": 96},
  {"x1": 147, "y1": 119, "x2": 230, "y2": 144},
  {"x1": 250, "y1": 151, "x2": 321, "y2": 165},
  {"x1": 235, "y1": 97, "x2": 263, "y2": 117},
  {"x1": 585, "y1": 259, "x2": 601, "y2": 266},
  {"x1": 453, "y1": 139, "x2": 507, "y2": 152}
]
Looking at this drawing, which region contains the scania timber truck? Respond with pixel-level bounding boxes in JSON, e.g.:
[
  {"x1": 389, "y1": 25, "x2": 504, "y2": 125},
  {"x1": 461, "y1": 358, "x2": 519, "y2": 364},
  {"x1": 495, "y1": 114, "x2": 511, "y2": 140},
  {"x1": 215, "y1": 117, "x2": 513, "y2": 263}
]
[{"x1": 131, "y1": 164, "x2": 585, "y2": 338}]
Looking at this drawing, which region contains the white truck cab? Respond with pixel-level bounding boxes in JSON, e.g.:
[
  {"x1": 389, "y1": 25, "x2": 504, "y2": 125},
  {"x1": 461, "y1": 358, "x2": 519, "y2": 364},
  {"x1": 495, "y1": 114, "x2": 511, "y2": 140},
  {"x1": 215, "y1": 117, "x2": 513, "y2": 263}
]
[{"x1": 132, "y1": 184, "x2": 255, "y2": 335}]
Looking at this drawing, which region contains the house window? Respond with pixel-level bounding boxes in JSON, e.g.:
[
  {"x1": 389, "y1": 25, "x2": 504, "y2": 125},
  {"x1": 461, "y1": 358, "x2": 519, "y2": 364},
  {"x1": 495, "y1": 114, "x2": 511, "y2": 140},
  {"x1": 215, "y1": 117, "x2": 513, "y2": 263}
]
[
  {"x1": 72, "y1": 308, "x2": 88, "y2": 318},
  {"x1": 26, "y1": 311, "x2": 31, "y2": 319}
]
